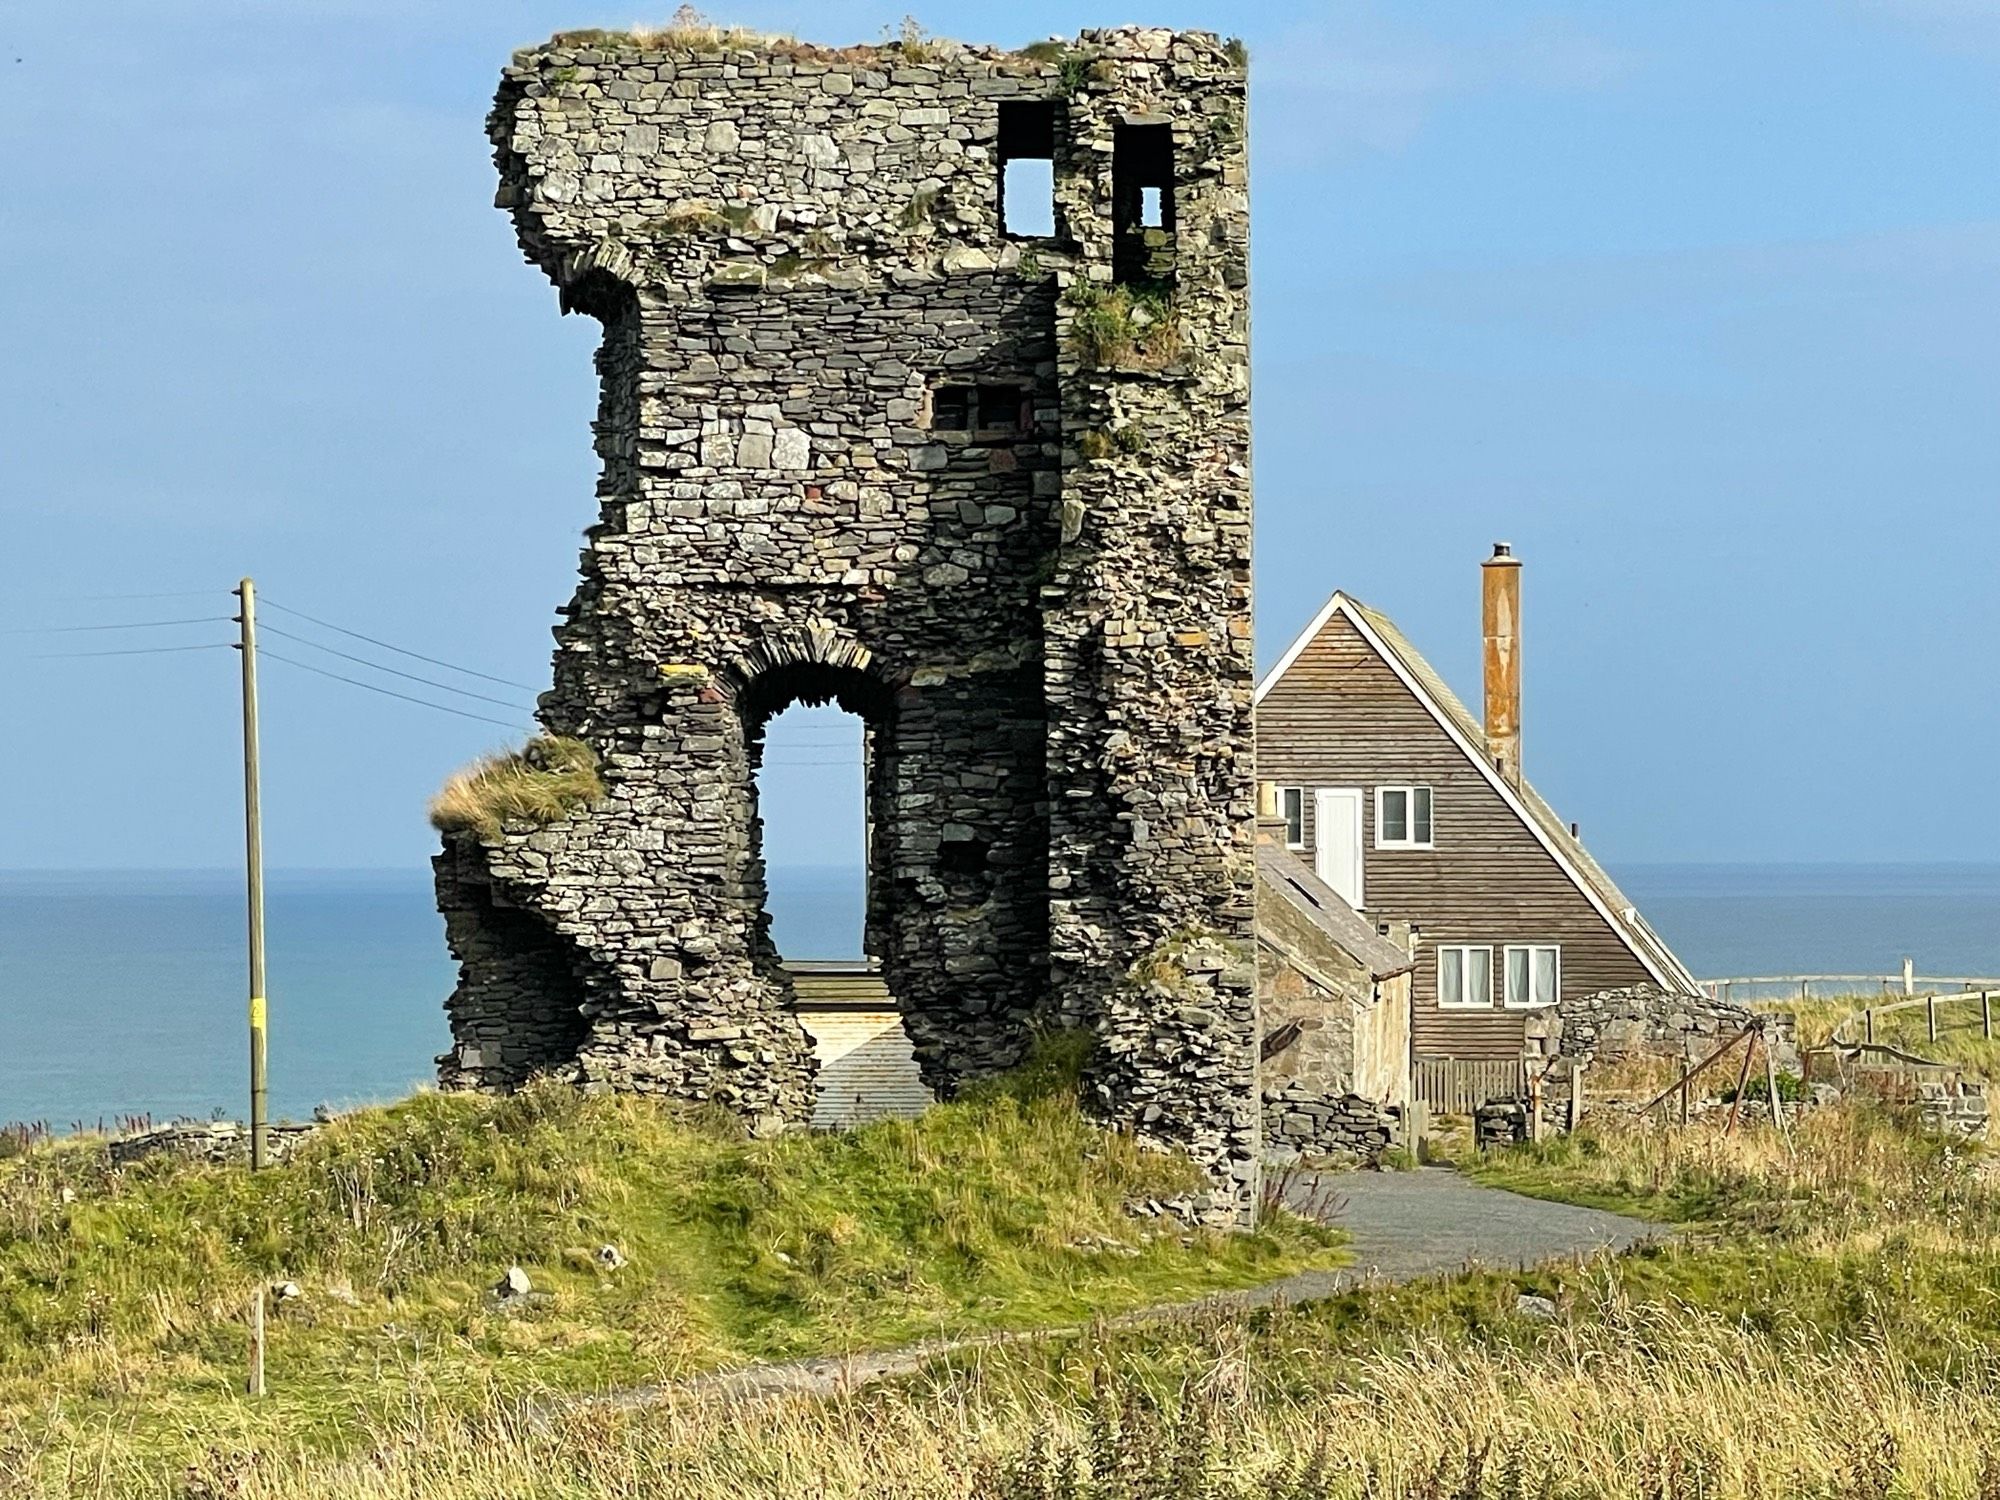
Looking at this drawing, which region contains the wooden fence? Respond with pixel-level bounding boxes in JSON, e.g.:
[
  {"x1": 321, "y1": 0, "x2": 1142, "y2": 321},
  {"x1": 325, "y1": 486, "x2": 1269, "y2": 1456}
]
[
  {"x1": 1835, "y1": 988, "x2": 2000, "y2": 1046},
  {"x1": 1701, "y1": 959, "x2": 2000, "y2": 1005},
  {"x1": 1414, "y1": 1056, "x2": 1528, "y2": 1116}
]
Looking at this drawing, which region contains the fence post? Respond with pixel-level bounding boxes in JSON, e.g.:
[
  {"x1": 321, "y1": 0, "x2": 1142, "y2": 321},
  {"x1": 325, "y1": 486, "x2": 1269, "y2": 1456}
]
[
  {"x1": 1865, "y1": 1009, "x2": 1875, "y2": 1045},
  {"x1": 1800, "y1": 978, "x2": 1809, "y2": 1005},
  {"x1": 1985, "y1": 992, "x2": 1993, "y2": 1041},
  {"x1": 1571, "y1": 1061, "x2": 1586, "y2": 1132},
  {"x1": 1528, "y1": 1072, "x2": 1544, "y2": 1144},
  {"x1": 1929, "y1": 995, "x2": 1939, "y2": 1042},
  {"x1": 1904, "y1": 957, "x2": 1915, "y2": 997}
]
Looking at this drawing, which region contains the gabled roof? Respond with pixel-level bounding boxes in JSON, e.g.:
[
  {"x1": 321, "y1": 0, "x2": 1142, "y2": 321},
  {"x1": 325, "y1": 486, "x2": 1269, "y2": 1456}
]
[
  {"x1": 1255, "y1": 841, "x2": 1415, "y2": 982},
  {"x1": 1255, "y1": 592, "x2": 1701, "y2": 995}
]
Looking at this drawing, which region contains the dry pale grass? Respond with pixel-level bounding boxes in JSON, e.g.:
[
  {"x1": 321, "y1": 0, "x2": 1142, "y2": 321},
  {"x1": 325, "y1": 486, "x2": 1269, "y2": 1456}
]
[
  {"x1": 1476, "y1": 1098, "x2": 1997, "y2": 1240},
  {"x1": 40, "y1": 1300, "x2": 2000, "y2": 1500},
  {"x1": 428, "y1": 734, "x2": 603, "y2": 839}
]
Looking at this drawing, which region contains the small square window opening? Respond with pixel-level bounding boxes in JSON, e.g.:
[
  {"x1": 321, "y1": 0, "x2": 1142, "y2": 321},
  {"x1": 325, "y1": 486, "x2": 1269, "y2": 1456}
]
[
  {"x1": 930, "y1": 384, "x2": 1028, "y2": 436},
  {"x1": 998, "y1": 100, "x2": 1058, "y2": 239},
  {"x1": 932, "y1": 386, "x2": 973, "y2": 431}
]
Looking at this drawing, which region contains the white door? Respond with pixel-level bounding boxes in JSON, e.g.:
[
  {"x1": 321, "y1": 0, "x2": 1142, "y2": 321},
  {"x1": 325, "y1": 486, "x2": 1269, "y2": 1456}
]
[{"x1": 1313, "y1": 788, "x2": 1365, "y2": 909}]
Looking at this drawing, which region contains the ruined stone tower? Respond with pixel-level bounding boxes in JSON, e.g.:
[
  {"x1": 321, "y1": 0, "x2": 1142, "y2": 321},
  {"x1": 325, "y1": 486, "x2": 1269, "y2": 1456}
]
[{"x1": 436, "y1": 23, "x2": 1258, "y2": 1216}]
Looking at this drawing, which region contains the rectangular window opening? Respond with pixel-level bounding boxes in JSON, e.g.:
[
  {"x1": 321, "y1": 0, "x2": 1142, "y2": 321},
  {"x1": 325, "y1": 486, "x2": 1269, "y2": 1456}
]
[
  {"x1": 931, "y1": 383, "x2": 1028, "y2": 437},
  {"x1": 1376, "y1": 785, "x2": 1434, "y2": 849},
  {"x1": 998, "y1": 101, "x2": 1058, "y2": 239},
  {"x1": 1438, "y1": 945, "x2": 1494, "y2": 1009},
  {"x1": 1279, "y1": 787, "x2": 1305, "y2": 850},
  {"x1": 1112, "y1": 121, "x2": 1175, "y2": 285},
  {"x1": 1503, "y1": 945, "x2": 1561, "y2": 1009}
]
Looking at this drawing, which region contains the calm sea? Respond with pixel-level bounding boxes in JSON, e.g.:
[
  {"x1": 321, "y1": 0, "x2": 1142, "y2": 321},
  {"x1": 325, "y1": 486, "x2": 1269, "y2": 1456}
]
[{"x1": 2, "y1": 863, "x2": 1995, "y2": 1127}]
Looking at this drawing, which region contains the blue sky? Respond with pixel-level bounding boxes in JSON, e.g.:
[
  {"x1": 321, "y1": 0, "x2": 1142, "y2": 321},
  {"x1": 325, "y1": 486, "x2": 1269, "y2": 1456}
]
[{"x1": 2, "y1": 0, "x2": 1996, "y2": 873}]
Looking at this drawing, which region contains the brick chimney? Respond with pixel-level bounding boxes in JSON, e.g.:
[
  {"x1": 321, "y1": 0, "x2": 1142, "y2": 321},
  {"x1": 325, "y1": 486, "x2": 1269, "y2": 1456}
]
[{"x1": 1482, "y1": 543, "x2": 1522, "y2": 788}]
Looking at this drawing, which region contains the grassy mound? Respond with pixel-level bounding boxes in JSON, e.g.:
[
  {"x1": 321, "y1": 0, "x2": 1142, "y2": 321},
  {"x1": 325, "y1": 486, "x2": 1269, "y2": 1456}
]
[
  {"x1": 428, "y1": 734, "x2": 603, "y2": 839},
  {"x1": 0, "y1": 1064, "x2": 1337, "y2": 1485},
  {"x1": 37, "y1": 1102, "x2": 2000, "y2": 1499}
]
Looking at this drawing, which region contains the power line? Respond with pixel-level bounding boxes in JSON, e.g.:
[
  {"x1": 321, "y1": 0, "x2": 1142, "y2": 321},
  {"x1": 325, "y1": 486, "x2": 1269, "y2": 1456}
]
[
  {"x1": 260, "y1": 649, "x2": 529, "y2": 731},
  {"x1": 30, "y1": 642, "x2": 234, "y2": 660},
  {"x1": 259, "y1": 598, "x2": 535, "y2": 691},
  {"x1": 1, "y1": 616, "x2": 228, "y2": 635},
  {"x1": 258, "y1": 624, "x2": 535, "y2": 713},
  {"x1": 83, "y1": 590, "x2": 220, "y2": 602}
]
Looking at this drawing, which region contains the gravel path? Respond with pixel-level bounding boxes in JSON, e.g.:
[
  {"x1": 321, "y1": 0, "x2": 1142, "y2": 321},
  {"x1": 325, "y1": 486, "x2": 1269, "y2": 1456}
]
[
  {"x1": 1239, "y1": 1166, "x2": 1660, "y2": 1306},
  {"x1": 582, "y1": 1168, "x2": 1659, "y2": 1411}
]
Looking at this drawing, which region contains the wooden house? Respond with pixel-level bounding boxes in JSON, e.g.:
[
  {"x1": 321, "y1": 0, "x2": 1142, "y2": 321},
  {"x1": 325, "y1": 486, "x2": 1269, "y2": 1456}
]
[{"x1": 1254, "y1": 546, "x2": 1698, "y2": 1062}]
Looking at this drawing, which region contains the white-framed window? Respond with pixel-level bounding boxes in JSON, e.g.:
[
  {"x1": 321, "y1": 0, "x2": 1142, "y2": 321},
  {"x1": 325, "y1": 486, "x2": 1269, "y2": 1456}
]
[
  {"x1": 1504, "y1": 944, "x2": 1561, "y2": 1009},
  {"x1": 1437, "y1": 944, "x2": 1493, "y2": 1009},
  {"x1": 1279, "y1": 786, "x2": 1305, "y2": 850},
  {"x1": 1376, "y1": 784, "x2": 1434, "y2": 849}
]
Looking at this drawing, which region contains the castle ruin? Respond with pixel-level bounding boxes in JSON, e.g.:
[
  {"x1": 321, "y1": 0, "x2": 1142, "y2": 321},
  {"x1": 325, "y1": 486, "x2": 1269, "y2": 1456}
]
[{"x1": 434, "y1": 24, "x2": 1260, "y2": 1218}]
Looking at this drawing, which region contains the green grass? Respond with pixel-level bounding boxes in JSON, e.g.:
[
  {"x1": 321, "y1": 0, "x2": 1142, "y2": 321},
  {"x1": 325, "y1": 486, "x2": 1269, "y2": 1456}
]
[
  {"x1": 1765, "y1": 991, "x2": 2000, "y2": 1078},
  {"x1": 0, "y1": 1060, "x2": 1339, "y2": 1484}
]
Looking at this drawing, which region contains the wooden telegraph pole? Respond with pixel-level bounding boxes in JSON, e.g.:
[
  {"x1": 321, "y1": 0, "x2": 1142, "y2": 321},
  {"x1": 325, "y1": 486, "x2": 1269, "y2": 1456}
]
[{"x1": 235, "y1": 578, "x2": 269, "y2": 1397}]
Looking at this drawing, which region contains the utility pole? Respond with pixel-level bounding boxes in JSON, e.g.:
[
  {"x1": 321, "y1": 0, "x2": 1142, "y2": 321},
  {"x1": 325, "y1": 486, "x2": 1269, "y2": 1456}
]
[{"x1": 235, "y1": 577, "x2": 268, "y2": 1398}]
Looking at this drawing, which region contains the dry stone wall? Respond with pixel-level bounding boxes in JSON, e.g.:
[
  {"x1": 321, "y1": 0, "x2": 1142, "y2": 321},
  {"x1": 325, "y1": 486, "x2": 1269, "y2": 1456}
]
[{"x1": 435, "y1": 26, "x2": 1260, "y2": 1217}]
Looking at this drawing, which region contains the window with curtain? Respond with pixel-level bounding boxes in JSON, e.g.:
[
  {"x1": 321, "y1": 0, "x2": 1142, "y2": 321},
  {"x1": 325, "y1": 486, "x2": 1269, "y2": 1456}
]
[
  {"x1": 1504, "y1": 945, "x2": 1561, "y2": 1008},
  {"x1": 1438, "y1": 944, "x2": 1493, "y2": 1008}
]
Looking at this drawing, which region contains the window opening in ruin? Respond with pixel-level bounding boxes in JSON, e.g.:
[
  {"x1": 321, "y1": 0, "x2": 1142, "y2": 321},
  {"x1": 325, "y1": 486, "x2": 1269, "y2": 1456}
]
[
  {"x1": 931, "y1": 383, "x2": 1029, "y2": 436},
  {"x1": 756, "y1": 701, "x2": 868, "y2": 960},
  {"x1": 937, "y1": 837, "x2": 991, "y2": 877},
  {"x1": 1112, "y1": 122, "x2": 1176, "y2": 285},
  {"x1": 998, "y1": 100, "x2": 1058, "y2": 239}
]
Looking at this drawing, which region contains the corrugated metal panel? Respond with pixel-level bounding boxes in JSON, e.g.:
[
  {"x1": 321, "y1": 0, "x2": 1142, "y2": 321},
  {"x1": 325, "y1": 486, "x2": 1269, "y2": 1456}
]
[{"x1": 799, "y1": 1010, "x2": 933, "y2": 1129}]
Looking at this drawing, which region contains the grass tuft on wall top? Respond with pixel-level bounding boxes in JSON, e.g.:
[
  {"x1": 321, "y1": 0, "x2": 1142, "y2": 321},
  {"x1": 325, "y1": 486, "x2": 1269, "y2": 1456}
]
[{"x1": 429, "y1": 734, "x2": 604, "y2": 840}]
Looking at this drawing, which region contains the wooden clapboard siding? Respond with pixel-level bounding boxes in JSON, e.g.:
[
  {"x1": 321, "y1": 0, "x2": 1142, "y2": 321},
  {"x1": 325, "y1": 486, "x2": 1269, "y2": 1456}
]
[{"x1": 1256, "y1": 609, "x2": 1654, "y2": 1061}]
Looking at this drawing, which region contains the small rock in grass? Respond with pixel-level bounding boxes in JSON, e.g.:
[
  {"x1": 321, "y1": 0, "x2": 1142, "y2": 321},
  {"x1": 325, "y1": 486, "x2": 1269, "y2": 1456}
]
[
  {"x1": 495, "y1": 1266, "x2": 533, "y2": 1301},
  {"x1": 271, "y1": 1280, "x2": 302, "y2": 1304},
  {"x1": 1515, "y1": 1293, "x2": 1558, "y2": 1321}
]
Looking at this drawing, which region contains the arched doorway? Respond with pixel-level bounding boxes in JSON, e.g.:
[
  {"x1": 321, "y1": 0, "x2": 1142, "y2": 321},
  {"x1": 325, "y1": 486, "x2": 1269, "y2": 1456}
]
[{"x1": 740, "y1": 661, "x2": 930, "y2": 1127}]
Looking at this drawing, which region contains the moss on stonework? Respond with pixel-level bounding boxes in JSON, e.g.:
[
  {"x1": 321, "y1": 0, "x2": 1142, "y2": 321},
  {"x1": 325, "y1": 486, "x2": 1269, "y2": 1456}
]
[
  {"x1": 1064, "y1": 282, "x2": 1183, "y2": 371},
  {"x1": 651, "y1": 203, "x2": 726, "y2": 237},
  {"x1": 429, "y1": 736, "x2": 604, "y2": 840},
  {"x1": 1077, "y1": 425, "x2": 1148, "y2": 462}
]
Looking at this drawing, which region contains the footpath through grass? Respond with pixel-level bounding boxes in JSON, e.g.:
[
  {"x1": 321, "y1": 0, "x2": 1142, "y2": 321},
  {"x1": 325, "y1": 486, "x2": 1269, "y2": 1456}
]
[
  {"x1": 76, "y1": 1102, "x2": 2000, "y2": 1499},
  {"x1": 0, "y1": 1051, "x2": 1339, "y2": 1491}
]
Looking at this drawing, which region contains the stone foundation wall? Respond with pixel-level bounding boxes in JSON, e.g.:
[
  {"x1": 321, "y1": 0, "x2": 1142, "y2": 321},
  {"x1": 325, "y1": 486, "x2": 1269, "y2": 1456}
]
[
  {"x1": 436, "y1": 26, "x2": 1260, "y2": 1217},
  {"x1": 1262, "y1": 1083, "x2": 1399, "y2": 1164},
  {"x1": 108, "y1": 1121, "x2": 318, "y2": 1169},
  {"x1": 1552, "y1": 984, "x2": 1757, "y2": 1065}
]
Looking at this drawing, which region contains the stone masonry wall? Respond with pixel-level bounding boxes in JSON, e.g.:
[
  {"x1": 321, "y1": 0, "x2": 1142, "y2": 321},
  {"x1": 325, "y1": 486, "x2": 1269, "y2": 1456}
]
[
  {"x1": 435, "y1": 26, "x2": 1259, "y2": 1216},
  {"x1": 1551, "y1": 984, "x2": 1756, "y2": 1065}
]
